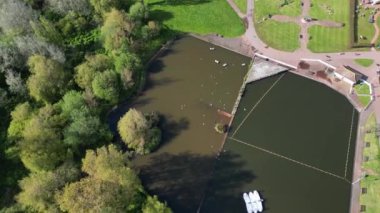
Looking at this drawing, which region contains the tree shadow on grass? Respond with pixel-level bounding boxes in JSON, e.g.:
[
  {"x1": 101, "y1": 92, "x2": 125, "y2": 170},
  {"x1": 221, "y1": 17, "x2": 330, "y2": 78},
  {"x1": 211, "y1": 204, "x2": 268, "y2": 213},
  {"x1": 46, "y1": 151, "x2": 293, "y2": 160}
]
[
  {"x1": 137, "y1": 151, "x2": 255, "y2": 213},
  {"x1": 149, "y1": 9, "x2": 174, "y2": 22}
]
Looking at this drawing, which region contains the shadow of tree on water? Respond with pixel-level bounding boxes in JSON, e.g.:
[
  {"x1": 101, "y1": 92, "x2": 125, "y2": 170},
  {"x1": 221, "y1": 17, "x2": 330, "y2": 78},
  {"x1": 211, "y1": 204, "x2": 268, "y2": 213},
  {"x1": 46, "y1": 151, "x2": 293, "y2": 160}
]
[
  {"x1": 138, "y1": 151, "x2": 255, "y2": 213},
  {"x1": 200, "y1": 149, "x2": 257, "y2": 213},
  {"x1": 158, "y1": 115, "x2": 189, "y2": 146}
]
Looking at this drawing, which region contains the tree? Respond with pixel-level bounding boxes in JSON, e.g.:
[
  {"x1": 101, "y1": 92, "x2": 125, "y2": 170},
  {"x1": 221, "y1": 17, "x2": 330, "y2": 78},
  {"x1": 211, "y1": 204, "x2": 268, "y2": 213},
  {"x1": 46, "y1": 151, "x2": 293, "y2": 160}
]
[
  {"x1": 20, "y1": 105, "x2": 67, "y2": 172},
  {"x1": 89, "y1": 0, "x2": 121, "y2": 15},
  {"x1": 46, "y1": 0, "x2": 91, "y2": 16},
  {"x1": 0, "y1": 45, "x2": 24, "y2": 73},
  {"x1": 31, "y1": 17, "x2": 63, "y2": 45},
  {"x1": 7, "y1": 102, "x2": 33, "y2": 142},
  {"x1": 101, "y1": 9, "x2": 134, "y2": 52},
  {"x1": 114, "y1": 52, "x2": 141, "y2": 89},
  {"x1": 0, "y1": 0, "x2": 38, "y2": 34},
  {"x1": 63, "y1": 107, "x2": 111, "y2": 149},
  {"x1": 27, "y1": 55, "x2": 69, "y2": 103},
  {"x1": 14, "y1": 35, "x2": 66, "y2": 63},
  {"x1": 129, "y1": 1, "x2": 148, "y2": 21},
  {"x1": 142, "y1": 196, "x2": 172, "y2": 213},
  {"x1": 92, "y1": 69, "x2": 120, "y2": 103},
  {"x1": 16, "y1": 162, "x2": 79, "y2": 212},
  {"x1": 58, "y1": 90, "x2": 86, "y2": 117},
  {"x1": 57, "y1": 12, "x2": 89, "y2": 37},
  {"x1": 74, "y1": 54, "x2": 112, "y2": 90},
  {"x1": 117, "y1": 109, "x2": 161, "y2": 154},
  {"x1": 56, "y1": 145, "x2": 144, "y2": 212},
  {"x1": 5, "y1": 69, "x2": 27, "y2": 96}
]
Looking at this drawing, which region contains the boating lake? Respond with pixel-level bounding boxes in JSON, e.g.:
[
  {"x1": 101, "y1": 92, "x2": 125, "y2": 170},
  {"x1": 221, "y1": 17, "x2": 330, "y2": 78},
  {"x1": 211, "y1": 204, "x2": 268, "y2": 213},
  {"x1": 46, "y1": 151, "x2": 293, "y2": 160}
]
[
  {"x1": 109, "y1": 37, "x2": 358, "y2": 213},
  {"x1": 109, "y1": 36, "x2": 250, "y2": 212}
]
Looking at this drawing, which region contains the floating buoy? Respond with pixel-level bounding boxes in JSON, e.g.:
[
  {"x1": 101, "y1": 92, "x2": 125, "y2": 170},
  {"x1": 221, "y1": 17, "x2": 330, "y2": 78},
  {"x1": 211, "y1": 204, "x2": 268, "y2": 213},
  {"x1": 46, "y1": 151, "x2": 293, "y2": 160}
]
[{"x1": 214, "y1": 60, "x2": 220, "y2": 64}]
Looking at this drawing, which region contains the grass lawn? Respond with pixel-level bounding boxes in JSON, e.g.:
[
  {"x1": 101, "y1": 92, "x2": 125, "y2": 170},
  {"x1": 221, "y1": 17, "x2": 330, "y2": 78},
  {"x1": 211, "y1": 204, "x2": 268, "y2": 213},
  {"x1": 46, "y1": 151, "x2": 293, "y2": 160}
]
[
  {"x1": 255, "y1": 20, "x2": 300, "y2": 51},
  {"x1": 253, "y1": 0, "x2": 301, "y2": 51},
  {"x1": 360, "y1": 114, "x2": 380, "y2": 213},
  {"x1": 233, "y1": 0, "x2": 247, "y2": 13},
  {"x1": 308, "y1": 0, "x2": 351, "y2": 52},
  {"x1": 355, "y1": 4, "x2": 376, "y2": 46},
  {"x1": 308, "y1": 25, "x2": 350, "y2": 52},
  {"x1": 354, "y1": 82, "x2": 371, "y2": 94},
  {"x1": 358, "y1": 95, "x2": 372, "y2": 107},
  {"x1": 355, "y1": 58, "x2": 374, "y2": 67},
  {"x1": 254, "y1": 0, "x2": 301, "y2": 19},
  {"x1": 146, "y1": 0, "x2": 245, "y2": 37}
]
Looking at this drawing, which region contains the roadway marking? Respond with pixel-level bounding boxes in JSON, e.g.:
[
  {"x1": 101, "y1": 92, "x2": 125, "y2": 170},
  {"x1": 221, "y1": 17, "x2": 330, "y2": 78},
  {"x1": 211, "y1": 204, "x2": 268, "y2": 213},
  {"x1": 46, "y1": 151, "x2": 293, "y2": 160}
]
[
  {"x1": 344, "y1": 107, "x2": 356, "y2": 178},
  {"x1": 229, "y1": 137, "x2": 351, "y2": 183},
  {"x1": 232, "y1": 73, "x2": 285, "y2": 137}
]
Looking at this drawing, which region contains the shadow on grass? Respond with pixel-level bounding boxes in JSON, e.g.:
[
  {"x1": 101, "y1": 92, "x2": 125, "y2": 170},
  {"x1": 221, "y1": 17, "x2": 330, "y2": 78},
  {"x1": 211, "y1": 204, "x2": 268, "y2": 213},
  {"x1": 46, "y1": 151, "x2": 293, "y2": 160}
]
[{"x1": 138, "y1": 151, "x2": 254, "y2": 213}]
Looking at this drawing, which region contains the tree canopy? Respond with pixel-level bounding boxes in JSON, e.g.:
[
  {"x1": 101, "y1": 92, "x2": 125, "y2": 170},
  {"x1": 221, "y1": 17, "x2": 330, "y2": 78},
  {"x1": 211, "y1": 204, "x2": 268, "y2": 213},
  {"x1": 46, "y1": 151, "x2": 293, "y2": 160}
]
[
  {"x1": 117, "y1": 108, "x2": 161, "y2": 154},
  {"x1": 27, "y1": 55, "x2": 69, "y2": 103},
  {"x1": 57, "y1": 145, "x2": 144, "y2": 212}
]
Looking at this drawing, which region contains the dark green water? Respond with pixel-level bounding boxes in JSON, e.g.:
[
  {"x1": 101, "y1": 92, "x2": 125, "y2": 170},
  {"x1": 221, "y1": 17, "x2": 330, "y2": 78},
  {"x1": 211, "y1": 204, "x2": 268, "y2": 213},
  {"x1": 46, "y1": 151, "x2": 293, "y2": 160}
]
[
  {"x1": 201, "y1": 73, "x2": 358, "y2": 213},
  {"x1": 109, "y1": 36, "x2": 250, "y2": 212},
  {"x1": 110, "y1": 37, "x2": 358, "y2": 213}
]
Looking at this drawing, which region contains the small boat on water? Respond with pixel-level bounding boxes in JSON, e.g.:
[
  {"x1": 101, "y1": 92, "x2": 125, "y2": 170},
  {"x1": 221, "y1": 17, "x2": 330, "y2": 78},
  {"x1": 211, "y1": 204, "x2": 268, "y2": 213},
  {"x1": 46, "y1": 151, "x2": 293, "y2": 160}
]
[
  {"x1": 243, "y1": 190, "x2": 263, "y2": 213},
  {"x1": 214, "y1": 60, "x2": 220, "y2": 64},
  {"x1": 249, "y1": 191, "x2": 263, "y2": 212},
  {"x1": 243, "y1": 193, "x2": 254, "y2": 213}
]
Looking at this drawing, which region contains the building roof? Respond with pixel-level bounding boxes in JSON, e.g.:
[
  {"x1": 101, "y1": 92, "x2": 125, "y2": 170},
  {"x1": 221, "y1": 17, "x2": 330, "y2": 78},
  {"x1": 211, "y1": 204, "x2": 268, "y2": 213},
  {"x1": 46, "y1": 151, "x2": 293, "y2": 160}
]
[{"x1": 334, "y1": 66, "x2": 363, "y2": 83}]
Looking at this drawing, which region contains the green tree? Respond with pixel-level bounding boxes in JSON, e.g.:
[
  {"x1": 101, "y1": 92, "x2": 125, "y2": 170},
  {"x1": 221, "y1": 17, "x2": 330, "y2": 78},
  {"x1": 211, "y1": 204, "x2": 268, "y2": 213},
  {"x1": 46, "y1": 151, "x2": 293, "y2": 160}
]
[
  {"x1": 56, "y1": 145, "x2": 144, "y2": 212},
  {"x1": 142, "y1": 196, "x2": 172, "y2": 213},
  {"x1": 63, "y1": 107, "x2": 111, "y2": 149},
  {"x1": 7, "y1": 102, "x2": 33, "y2": 142},
  {"x1": 74, "y1": 54, "x2": 112, "y2": 91},
  {"x1": 117, "y1": 109, "x2": 161, "y2": 154},
  {"x1": 31, "y1": 17, "x2": 63, "y2": 45},
  {"x1": 89, "y1": 0, "x2": 121, "y2": 15},
  {"x1": 20, "y1": 105, "x2": 67, "y2": 172},
  {"x1": 129, "y1": 1, "x2": 148, "y2": 21},
  {"x1": 58, "y1": 90, "x2": 86, "y2": 117},
  {"x1": 27, "y1": 55, "x2": 69, "y2": 103},
  {"x1": 92, "y1": 69, "x2": 120, "y2": 104},
  {"x1": 16, "y1": 162, "x2": 79, "y2": 212},
  {"x1": 100, "y1": 9, "x2": 133, "y2": 52},
  {"x1": 57, "y1": 12, "x2": 89, "y2": 37}
]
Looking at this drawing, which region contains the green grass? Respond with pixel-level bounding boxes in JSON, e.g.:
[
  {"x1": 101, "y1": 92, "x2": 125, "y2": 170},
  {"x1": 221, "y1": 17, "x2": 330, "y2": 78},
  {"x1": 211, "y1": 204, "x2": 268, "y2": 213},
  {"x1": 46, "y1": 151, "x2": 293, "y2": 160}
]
[
  {"x1": 146, "y1": 0, "x2": 245, "y2": 37},
  {"x1": 354, "y1": 82, "x2": 371, "y2": 95},
  {"x1": 308, "y1": 25, "x2": 350, "y2": 52},
  {"x1": 253, "y1": 0, "x2": 301, "y2": 51},
  {"x1": 358, "y1": 95, "x2": 372, "y2": 107},
  {"x1": 255, "y1": 20, "x2": 300, "y2": 51},
  {"x1": 355, "y1": 58, "x2": 374, "y2": 67},
  {"x1": 360, "y1": 115, "x2": 380, "y2": 213},
  {"x1": 233, "y1": 0, "x2": 247, "y2": 13},
  {"x1": 355, "y1": 4, "x2": 376, "y2": 46},
  {"x1": 254, "y1": 0, "x2": 301, "y2": 20},
  {"x1": 308, "y1": 0, "x2": 351, "y2": 52}
]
